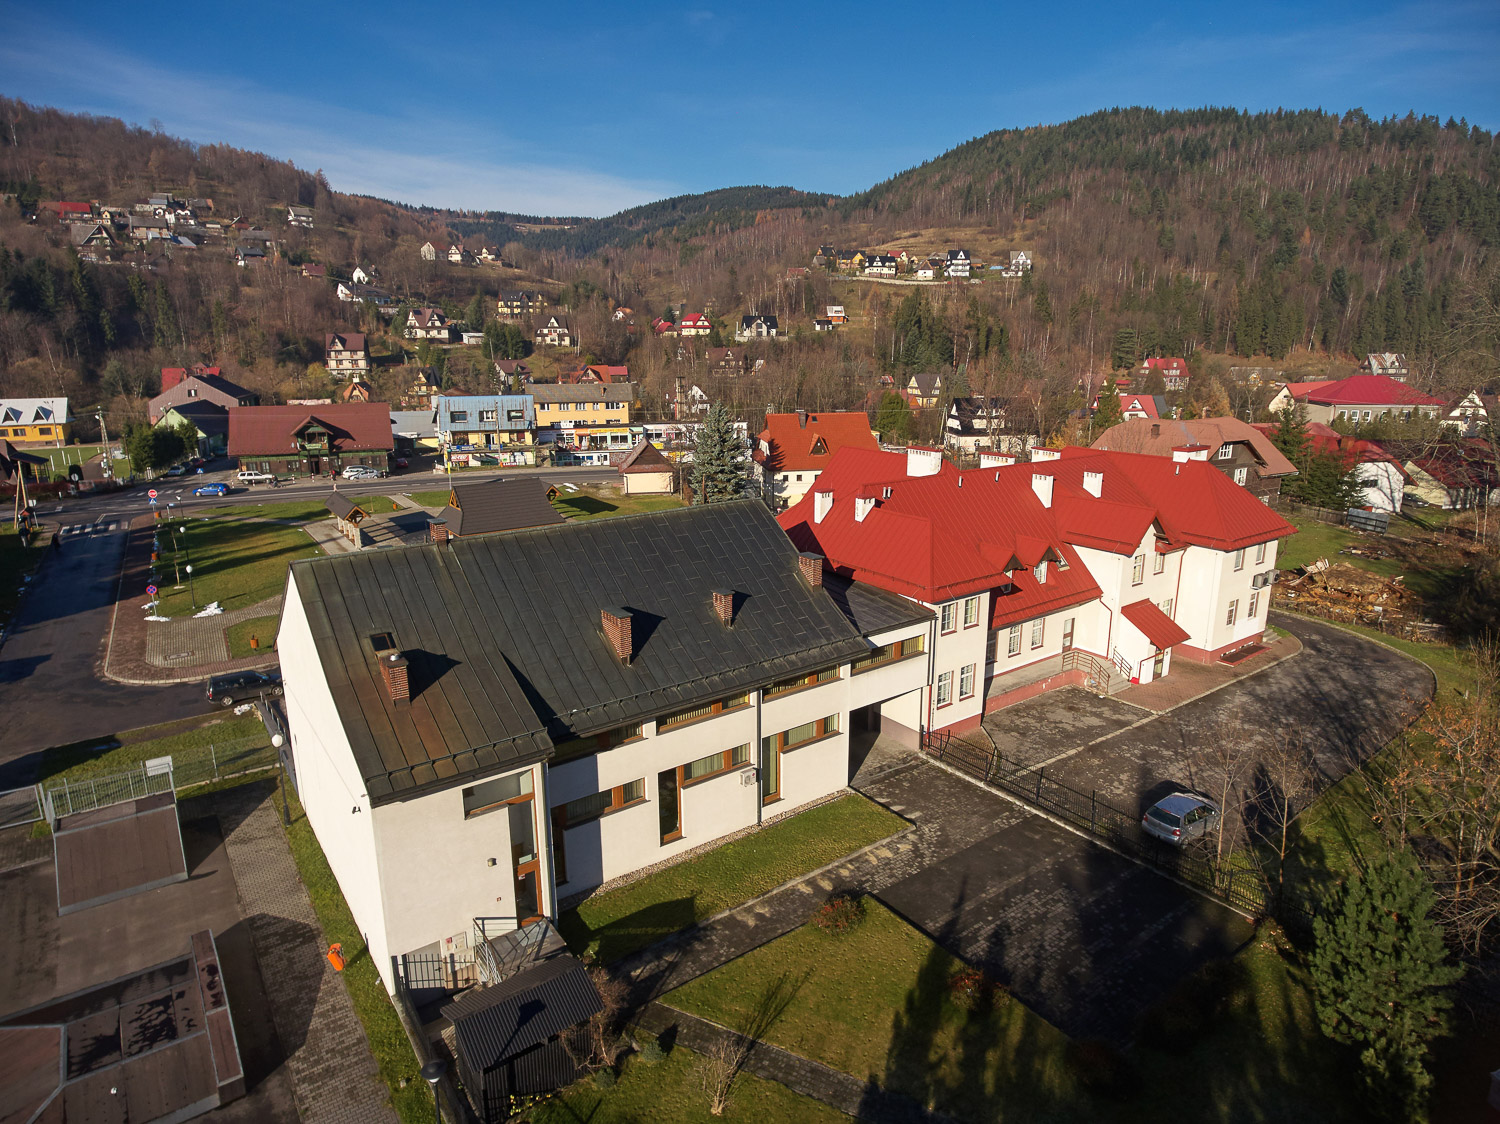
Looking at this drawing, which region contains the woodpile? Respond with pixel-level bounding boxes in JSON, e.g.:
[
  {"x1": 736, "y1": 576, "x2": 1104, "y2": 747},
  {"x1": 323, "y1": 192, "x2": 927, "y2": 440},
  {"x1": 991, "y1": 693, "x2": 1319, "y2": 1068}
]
[{"x1": 1275, "y1": 559, "x2": 1446, "y2": 641}]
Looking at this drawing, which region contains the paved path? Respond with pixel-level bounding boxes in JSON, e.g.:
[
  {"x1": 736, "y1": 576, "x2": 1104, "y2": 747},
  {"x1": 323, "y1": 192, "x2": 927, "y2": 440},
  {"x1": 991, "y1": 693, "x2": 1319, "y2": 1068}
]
[{"x1": 212, "y1": 785, "x2": 398, "y2": 1124}]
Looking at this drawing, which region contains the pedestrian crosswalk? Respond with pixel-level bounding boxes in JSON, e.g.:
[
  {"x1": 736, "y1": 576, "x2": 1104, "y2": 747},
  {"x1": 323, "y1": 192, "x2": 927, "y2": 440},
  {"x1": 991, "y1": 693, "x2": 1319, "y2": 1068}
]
[{"x1": 59, "y1": 522, "x2": 120, "y2": 535}]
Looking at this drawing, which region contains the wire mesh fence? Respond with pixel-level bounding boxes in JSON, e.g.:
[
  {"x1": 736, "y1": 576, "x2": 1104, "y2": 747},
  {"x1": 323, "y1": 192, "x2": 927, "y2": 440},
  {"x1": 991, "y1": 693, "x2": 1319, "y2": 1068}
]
[
  {"x1": 41, "y1": 735, "x2": 278, "y2": 822},
  {"x1": 0, "y1": 784, "x2": 43, "y2": 830}
]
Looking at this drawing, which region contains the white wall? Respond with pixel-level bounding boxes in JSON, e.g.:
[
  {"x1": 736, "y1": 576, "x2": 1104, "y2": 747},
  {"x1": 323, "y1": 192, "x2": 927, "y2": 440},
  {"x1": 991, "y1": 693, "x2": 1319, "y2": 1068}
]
[
  {"x1": 1357, "y1": 461, "x2": 1406, "y2": 513},
  {"x1": 926, "y1": 591, "x2": 991, "y2": 728},
  {"x1": 1179, "y1": 539, "x2": 1278, "y2": 653}
]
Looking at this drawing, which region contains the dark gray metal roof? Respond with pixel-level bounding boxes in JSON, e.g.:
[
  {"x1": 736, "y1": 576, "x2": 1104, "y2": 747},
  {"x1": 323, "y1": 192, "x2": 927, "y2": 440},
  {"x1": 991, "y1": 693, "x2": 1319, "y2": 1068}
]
[
  {"x1": 443, "y1": 954, "x2": 601, "y2": 1067},
  {"x1": 447, "y1": 478, "x2": 567, "y2": 537},
  {"x1": 821, "y1": 572, "x2": 935, "y2": 637},
  {"x1": 324, "y1": 492, "x2": 364, "y2": 521},
  {"x1": 292, "y1": 500, "x2": 869, "y2": 803}
]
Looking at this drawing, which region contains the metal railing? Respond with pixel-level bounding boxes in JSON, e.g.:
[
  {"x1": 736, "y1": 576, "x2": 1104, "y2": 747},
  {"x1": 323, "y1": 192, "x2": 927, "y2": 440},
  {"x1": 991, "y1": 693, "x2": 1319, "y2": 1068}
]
[
  {"x1": 41, "y1": 735, "x2": 277, "y2": 822},
  {"x1": 45, "y1": 764, "x2": 175, "y2": 821},
  {"x1": 0, "y1": 784, "x2": 43, "y2": 830}
]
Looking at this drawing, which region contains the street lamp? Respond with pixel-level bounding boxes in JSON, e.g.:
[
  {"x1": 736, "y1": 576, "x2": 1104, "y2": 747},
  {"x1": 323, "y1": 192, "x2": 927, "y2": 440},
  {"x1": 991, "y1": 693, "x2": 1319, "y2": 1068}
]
[
  {"x1": 420, "y1": 1059, "x2": 446, "y2": 1124},
  {"x1": 184, "y1": 564, "x2": 196, "y2": 609}
]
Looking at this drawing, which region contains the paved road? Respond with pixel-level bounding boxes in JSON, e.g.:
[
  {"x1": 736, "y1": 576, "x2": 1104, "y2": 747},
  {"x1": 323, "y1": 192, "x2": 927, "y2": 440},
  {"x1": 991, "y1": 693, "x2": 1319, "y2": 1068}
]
[{"x1": 0, "y1": 462, "x2": 619, "y2": 775}]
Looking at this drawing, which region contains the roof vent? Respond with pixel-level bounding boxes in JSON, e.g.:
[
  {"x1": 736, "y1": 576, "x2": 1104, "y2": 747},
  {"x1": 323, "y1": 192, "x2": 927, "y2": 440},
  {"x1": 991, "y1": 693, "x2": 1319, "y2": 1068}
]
[
  {"x1": 712, "y1": 589, "x2": 735, "y2": 626},
  {"x1": 601, "y1": 608, "x2": 633, "y2": 662},
  {"x1": 798, "y1": 551, "x2": 824, "y2": 588},
  {"x1": 1083, "y1": 470, "x2": 1103, "y2": 498},
  {"x1": 813, "y1": 489, "x2": 834, "y2": 524},
  {"x1": 1030, "y1": 448, "x2": 1061, "y2": 462},
  {"x1": 1031, "y1": 473, "x2": 1054, "y2": 509},
  {"x1": 379, "y1": 652, "x2": 410, "y2": 706},
  {"x1": 978, "y1": 452, "x2": 1016, "y2": 468}
]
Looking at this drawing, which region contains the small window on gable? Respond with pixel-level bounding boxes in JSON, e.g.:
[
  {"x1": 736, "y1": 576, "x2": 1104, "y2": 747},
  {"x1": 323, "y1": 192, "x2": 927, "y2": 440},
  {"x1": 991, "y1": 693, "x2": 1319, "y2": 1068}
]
[
  {"x1": 369, "y1": 632, "x2": 396, "y2": 653},
  {"x1": 811, "y1": 438, "x2": 827, "y2": 455}
]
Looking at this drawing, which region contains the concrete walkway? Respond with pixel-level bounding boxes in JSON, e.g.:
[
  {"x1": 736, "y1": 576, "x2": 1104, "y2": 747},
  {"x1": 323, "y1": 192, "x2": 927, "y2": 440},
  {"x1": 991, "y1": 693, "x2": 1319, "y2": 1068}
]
[{"x1": 212, "y1": 785, "x2": 398, "y2": 1124}]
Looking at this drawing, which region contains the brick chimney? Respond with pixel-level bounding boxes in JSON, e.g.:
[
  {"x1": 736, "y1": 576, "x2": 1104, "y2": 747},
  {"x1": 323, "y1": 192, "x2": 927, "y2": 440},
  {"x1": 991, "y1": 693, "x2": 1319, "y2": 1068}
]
[
  {"x1": 379, "y1": 652, "x2": 410, "y2": 705},
  {"x1": 601, "y1": 608, "x2": 633, "y2": 662},
  {"x1": 797, "y1": 408, "x2": 808, "y2": 428},
  {"x1": 430, "y1": 521, "x2": 450, "y2": 544},
  {"x1": 712, "y1": 589, "x2": 735, "y2": 626},
  {"x1": 798, "y1": 551, "x2": 824, "y2": 588}
]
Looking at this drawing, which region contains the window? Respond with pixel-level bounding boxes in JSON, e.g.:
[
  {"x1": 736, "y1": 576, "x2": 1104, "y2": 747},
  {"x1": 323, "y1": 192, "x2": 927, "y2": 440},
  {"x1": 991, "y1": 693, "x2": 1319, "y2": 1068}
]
[
  {"x1": 1249, "y1": 591, "x2": 1260, "y2": 618},
  {"x1": 959, "y1": 664, "x2": 976, "y2": 699},
  {"x1": 683, "y1": 744, "x2": 750, "y2": 783},
  {"x1": 1035, "y1": 561, "x2": 1048, "y2": 584},
  {"x1": 1153, "y1": 550, "x2": 1165, "y2": 575},
  {"x1": 1008, "y1": 625, "x2": 1022, "y2": 657},
  {"x1": 557, "y1": 779, "x2": 646, "y2": 827},
  {"x1": 507, "y1": 409, "x2": 524, "y2": 422},
  {"x1": 1031, "y1": 618, "x2": 1045, "y2": 649},
  {"x1": 1132, "y1": 555, "x2": 1145, "y2": 584},
  {"x1": 760, "y1": 717, "x2": 839, "y2": 804},
  {"x1": 1160, "y1": 598, "x2": 1174, "y2": 618},
  {"x1": 1255, "y1": 542, "x2": 1267, "y2": 565},
  {"x1": 1217, "y1": 444, "x2": 1233, "y2": 459},
  {"x1": 1226, "y1": 599, "x2": 1239, "y2": 627},
  {"x1": 1233, "y1": 549, "x2": 1245, "y2": 572},
  {"x1": 763, "y1": 666, "x2": 839, "y2": 698},
  {"x1": 963, "y1": 596, "x2": 981, "y2": 628},
  {"x1": 986, "y1": 632, "x2": 998, "y2": 664},
  {"x1": 940, "y1": 603, "x2": 957, "y2": 633},
  {"x1": 1233, "y1": 467, "x2": 1248, "y2": 486},
  {"x1": 369, "y1": 631, "x2": 395, "y2": 653},
  {"x1": 936, "y1": 671, "x2": 953, "y2": 706},
  {"x1": 449, "y1": 411, "x2": 468, "y2": 423},
  {"x1": 550, "y1": 723, "x2": 643, "y2": 764},
  {"x1": 657, "y1": 692, "x2": 749, "y2": 731},
  {"x1": 851, "y1": 634, "x2": 924, "y2": 672},
  {"x1": 462, "y1": 769, "x2": 532, "y2": 818},
  {"x1": 479, "y1": 410, "x2": 497, "y2": 423}
]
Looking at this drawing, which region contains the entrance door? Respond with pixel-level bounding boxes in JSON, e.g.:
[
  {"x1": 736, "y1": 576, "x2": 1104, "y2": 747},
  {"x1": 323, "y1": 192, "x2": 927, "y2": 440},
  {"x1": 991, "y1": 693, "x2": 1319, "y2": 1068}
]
[
  {"x1": 308, "y1": 456, "x2": 320, "y2": 476},
  {"x1": 1062, "y1": 617, "x2": 1075, "y2": 651},
  {"x1": 1152, "y1": 648, "x2": 1166, "y2": 680},
  {"x1": 658, "y1": 768, "x2": 681, "y2": 844},
  {"x1": 508, "y1": 797, "x2": 542, "y2": 924}
]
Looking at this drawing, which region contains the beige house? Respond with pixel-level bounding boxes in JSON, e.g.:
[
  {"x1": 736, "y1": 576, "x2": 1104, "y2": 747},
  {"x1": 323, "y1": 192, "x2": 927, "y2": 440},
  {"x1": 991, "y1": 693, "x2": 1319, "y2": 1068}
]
[{"x1": 618, "y1": 438, "x2": 675, "y2": 494}]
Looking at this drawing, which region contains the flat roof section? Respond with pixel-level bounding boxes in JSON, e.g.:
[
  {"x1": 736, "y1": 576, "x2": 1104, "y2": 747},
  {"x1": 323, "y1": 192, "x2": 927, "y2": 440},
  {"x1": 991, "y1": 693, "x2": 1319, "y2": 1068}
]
[
  {"x1": 0, "y1": 928, "x2": 244, "y2": 1124},
  {"x1": 53, "y1": 792, "x2": 188, "y2": 916}
]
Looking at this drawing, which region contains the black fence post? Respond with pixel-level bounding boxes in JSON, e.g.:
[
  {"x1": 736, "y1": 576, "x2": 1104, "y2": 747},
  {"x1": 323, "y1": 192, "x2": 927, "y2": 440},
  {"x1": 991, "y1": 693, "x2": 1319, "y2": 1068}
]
[
  {"x1": 1090, "y1": 790, "x2": 1096, "y2": 832},
  {"x1": 1035, "y1": 766, "x2": 1043, "y2": 803}
]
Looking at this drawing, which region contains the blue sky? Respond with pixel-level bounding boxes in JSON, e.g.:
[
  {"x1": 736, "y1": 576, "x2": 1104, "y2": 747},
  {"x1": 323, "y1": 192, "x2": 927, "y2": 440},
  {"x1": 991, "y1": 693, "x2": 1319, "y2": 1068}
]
[{"x1": 4, "y1": 1, "x2": 1498, "y2": 217}]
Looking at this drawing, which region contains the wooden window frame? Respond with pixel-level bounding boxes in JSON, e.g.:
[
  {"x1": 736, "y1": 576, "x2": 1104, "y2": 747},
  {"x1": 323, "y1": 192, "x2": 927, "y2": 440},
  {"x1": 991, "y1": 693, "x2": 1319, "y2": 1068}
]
[
  {"x1": 940, "y1": 602, "x2": 958, "y2": 634},
  {"x1": 1030, "y1": 618, "x2": 1045, "y2": 650},
  {"x1": 763, "y1": 666, "x2": 840, "y2": 700},
  {"x1": 1255, "y1": 542, "x2": 1267, "y2": 565},
  {"x1": 1153, "y1": 551, "x2": 1166, "y2": 575},
  {"x1": 656, "y1": 693, "x2": 751, "y2": 733},
  {"x1": 962, "y1": 596, "x2": 981, "y2": 628},
  {"x1": 851, "y1": 635, "x2": 924, "y2": 674},
  {"x1": 935, "y1": 671, "x2": 953, "y2": 708},
  {"x1": 1008, "y1": 625, "x2": 1022, "y2": 657},
  {"x1": 762, "y1": 716, "x2": 839, "y2": 760},
  {"x1": 461, "y1": 770, "x2": 534, "y2": 820},
  {"x1": 1248, "y1": 591, "x2": 1260, "y2": 619},
  {"x1": 681, "y1": 744, "x2": 751, "y2": 788},
  {"x1": 959, "y1": 663, "x2": 976, "y2": 700},
  {"x1": 555, "y1": 779, "x2": 647, "y2": 830}
]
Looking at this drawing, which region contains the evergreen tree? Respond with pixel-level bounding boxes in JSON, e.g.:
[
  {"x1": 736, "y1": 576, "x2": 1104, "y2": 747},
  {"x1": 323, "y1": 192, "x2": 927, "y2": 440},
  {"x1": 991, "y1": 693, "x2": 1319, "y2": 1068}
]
[
  {"x1": 690, "y1": 404, "x2": 749, "y2": 503},
  {"x1": 1092, "y1": 376, "x2": 1124, "y2": 430},
  {"x1": 874, "y1": 392, "x2": 913, "y2": 442},
  {"x1": 465, "y1": 288, "x2": 487, "y2": 330},
  {"x1": 1311, "y1": 853, "x2": 1462, "y2": 1120},
  {"x1": 1110, "y1": 327, "x2": 1140, "y2": 370},
  {"x1": 1270, "y1": 402, "x2": 1311, "y2": 463}
]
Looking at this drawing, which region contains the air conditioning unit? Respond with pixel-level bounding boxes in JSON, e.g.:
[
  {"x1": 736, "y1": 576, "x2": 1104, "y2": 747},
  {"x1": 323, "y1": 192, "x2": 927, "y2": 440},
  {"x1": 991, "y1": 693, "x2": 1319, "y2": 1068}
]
[
  {"x1": 739, "y1": 768, "x2": 759, "y2": 786},
  {"x1": 1251, "y1": 573, "x2": 1267, "y2": 589}
]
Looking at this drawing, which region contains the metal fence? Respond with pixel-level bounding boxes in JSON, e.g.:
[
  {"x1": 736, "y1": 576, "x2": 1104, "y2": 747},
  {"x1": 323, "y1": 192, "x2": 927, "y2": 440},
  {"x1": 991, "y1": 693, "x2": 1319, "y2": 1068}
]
[
  {"x1": 0, "y1": 784, "x2": 43, "y2": 829},
  {"x1": 44, "y1": 764, "x2": 175, "y2": 821},
  {"x1": 922, "y1": 732, "x2": 1312, "y2": 926},
  {"x1": 41, "y1": 735, "x2": 278, "y2": 822}
]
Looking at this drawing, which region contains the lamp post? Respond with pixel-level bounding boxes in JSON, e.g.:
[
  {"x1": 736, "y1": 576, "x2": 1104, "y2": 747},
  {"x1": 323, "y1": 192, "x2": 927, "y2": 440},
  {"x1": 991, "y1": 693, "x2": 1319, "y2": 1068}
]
[
  {"x1": 420, "y1": 1059, "x2": 446, "y2": 1124},
  {"x1": 184, "y1": 564, "x2": 196, "y2": 610}
]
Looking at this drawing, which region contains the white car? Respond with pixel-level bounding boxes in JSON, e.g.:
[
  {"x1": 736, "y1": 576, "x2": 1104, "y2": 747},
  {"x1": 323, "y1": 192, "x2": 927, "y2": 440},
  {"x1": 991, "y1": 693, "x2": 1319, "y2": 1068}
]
[
  {"x1": 236, "y1": 469, "x2": 276, "y2": 485},
  {"x1": 341, "y1": 465, "x2": 380, "y2": 480}
]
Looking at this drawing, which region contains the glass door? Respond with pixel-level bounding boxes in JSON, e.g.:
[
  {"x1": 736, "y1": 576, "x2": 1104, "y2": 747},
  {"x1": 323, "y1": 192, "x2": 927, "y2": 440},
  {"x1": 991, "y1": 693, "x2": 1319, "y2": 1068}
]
[
  {"x1": 1152, "y1": 648, "x2": 1166, "y2": 680},
  {"x1": 1062, "y1": 617, "x2": 1075, "y2": 651},
  {"x1": 508, "y1": 796, "x2": 542, "y2": 924},
  {"x1": 759, "y1": 736, "x2": 780, "y2": 804},
  {"x1": 658, "y1": 768, "x2": 681, "y2": 843}
]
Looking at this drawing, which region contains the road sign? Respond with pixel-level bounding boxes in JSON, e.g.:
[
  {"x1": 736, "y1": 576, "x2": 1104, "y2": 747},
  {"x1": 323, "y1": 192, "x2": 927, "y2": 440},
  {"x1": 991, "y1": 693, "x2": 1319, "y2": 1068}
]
[
  {"x1": 146, "y1": 584, "x2": 158, "y2": 596},
  {"x1": 148, "y1": 489, "x2": 158, "y2": 499}
]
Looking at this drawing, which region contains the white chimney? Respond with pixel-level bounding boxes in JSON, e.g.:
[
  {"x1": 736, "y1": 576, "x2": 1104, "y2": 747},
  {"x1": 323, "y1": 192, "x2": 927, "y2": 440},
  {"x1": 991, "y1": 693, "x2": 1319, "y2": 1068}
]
[
  {"x1": 1030, "y1": 448, "x2": 1061, "y2": 462},
  {"x1": 1031, "y1": 473, "x2": 1054, "y2": 508},
  {"x1": 855, "y1": 495, "x2": 875, "y2": 522},
  {"x1": 1172, "y1": 445, "x2": 1211, "y2": 463},
  {"x1": 1083, "y1": 470, "x2": 1103, "y2": 498},
  {"x1": 978, "y1": 452, "x2": 1016, "y2": 468},
  {"x1": 906, "y1": 447, "x2": 942, "y2": 477},
  {"x1": 813, "y1": 489, "x2": 834, "y2": 523}
]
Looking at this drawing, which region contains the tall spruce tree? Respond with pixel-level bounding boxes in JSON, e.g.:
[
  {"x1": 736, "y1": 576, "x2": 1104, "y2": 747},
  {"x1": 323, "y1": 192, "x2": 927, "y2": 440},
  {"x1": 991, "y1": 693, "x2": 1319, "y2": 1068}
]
[
  {"x1": 1093, "y1": 376, "x2": 1124, "y2": 430},
  {"x1": 1311, "y1": 852, "x2": 1462, "y2": 1121},
  {"x1": 690, "y1": 404, "x2": 749, "y2": 503},
  {"x1": 1270, "y1": 401, "x2": 1311, "y2": 463}
]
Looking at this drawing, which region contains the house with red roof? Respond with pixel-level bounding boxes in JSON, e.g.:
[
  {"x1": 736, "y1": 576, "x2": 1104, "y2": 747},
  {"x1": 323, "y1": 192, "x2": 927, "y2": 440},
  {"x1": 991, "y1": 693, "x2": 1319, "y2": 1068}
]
[
  {"x1": 1267, "y1": 375, "x2": 1444, "y2": 426},
  {"x1": 678, "y1": 313, "x2": 712, "y2": 337},
  {"x1": 752, "y1": 410, "x2": 880, "y2": 509},
  {"x1": 778, "y1": 444, "x2": 1292, "y2": 730},
  {"x1": 1117, "y1": 394, "x2": 1166, "y2": 420},
  {"x1": 1091, "y1": 416, "x2": 1298, "y2": 501},
  {"x1": 558, "y1": 364, "x2": 630, "y2": 385},
  {"x1": 227, "y1": 403, "x2": 393, "y2": 479},
  {"x1": 1249, "y1": 420, "x2": 1409, "y2": 513},
  {"x1": 1138, "y1": 357, "x2": 1191, "y2": 391}
]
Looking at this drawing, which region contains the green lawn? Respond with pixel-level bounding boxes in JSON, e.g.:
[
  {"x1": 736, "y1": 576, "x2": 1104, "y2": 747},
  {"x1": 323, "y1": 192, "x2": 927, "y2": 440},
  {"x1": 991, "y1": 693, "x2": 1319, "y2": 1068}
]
[
  {"x1": 668, "y1": 901, "x2": 1352, "y2": 1124},
  {"x1": 558, "y1": 795, "x2": 905, "y2": 965},
  {"x1": 277, "y1": 778, "x2": 431, "y2": 1123},
  {"x1": 37, "y1": 713, "x2": 273, "y2": 789},
  {"x1": 226, "y1": 613, "x2": 280, "y2": 658},
  {"x1": 347, "y1": 493, "x2": 399, "y2": 513},
  {"x1": 405, "y1": 489, "x2": 452, "y2": 508},
  {"x1": 36, "y1": 444, "x2": 128, "y2": 477},
  {"x1": 193, "y1": 500, "x2": 335, "y2": 523},
  {"x1": 551, "y1": 487, "x2": 685, "y2": 521},
  {"x1": 152, "y1": 516, "x2": 319, "y2": 617},
  {"x1": 528, "y1": 1033, "x2": 850, "y2": 1123},
  {"x1": 0, "y1": 525, "x2": 46, "y2": 628}
]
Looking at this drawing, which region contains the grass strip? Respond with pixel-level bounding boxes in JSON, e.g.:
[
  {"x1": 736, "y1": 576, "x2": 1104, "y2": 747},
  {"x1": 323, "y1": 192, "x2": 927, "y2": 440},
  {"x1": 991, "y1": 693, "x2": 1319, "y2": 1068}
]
[{"x1": 227, "y1": 614, "x2": 280, "y2": 658}]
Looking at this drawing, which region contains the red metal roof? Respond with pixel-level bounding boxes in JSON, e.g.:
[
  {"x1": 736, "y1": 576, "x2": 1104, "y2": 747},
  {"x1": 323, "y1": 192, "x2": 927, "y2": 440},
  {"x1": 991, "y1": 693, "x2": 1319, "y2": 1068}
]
[
  {"x1": 1295, "y1": 375, "x2": 1444, "y2": 408},
  {"x1": 1141, "y1": 357, "x2": 1187, "y2": 371},
  {"x1": 1121, "y1": 599, "x2": 1191, "y2": 648},
  {"x1": 227, "y1": 403, "x2": 393, "y2": 455},
  {"x1": 753, "y1": 412, "x2": 879, "y2": 472}
]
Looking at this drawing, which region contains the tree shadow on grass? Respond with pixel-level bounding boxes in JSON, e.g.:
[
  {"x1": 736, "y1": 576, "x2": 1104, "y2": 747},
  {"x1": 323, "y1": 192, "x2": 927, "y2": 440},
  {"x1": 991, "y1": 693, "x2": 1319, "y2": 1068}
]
[
  {"x1": 558, "y1": 894, "x2": 698, "y2": 967},
  {"x1": 555, "y1": 495, "x2": 618, "y2": 518}
]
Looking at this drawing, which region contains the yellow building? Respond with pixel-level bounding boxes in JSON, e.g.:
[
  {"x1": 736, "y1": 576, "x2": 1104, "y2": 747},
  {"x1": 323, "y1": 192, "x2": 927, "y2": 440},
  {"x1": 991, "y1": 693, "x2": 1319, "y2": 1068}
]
[
  {"x1": 530, "y1": 383, "x2": 635, "y2": 427},
  {"x1": 0, "y1": 398, "x2": 71, "y2": 445}
]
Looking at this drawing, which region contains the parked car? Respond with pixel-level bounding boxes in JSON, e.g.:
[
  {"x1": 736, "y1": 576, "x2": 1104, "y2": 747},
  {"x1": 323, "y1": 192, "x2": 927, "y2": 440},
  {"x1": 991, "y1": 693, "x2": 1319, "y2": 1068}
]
[
  {"x1": 193, "y1": 482, "x2": 230, "y2": 497},
  {"x1": 190, "y1": 457, "x2": 206, "y2": 468},
  {"x1": 342, "y1": 465, "x2": 380, "y2": 480},
  {"x1": 205, "y1": 669, "x2": 283, "y2": 707},
  {"x1": 237, "y1": 469, "x2": 277, "y2": 485},
  {"x1": 392, "y1": 457, "x2": 409, "y2": 470},
  {"x1": 1141, "y1": 793, "x2": 1220, "y2": 845},
  {"x1": 165, "y1": 464, "x2": 187, "y2": 477}
]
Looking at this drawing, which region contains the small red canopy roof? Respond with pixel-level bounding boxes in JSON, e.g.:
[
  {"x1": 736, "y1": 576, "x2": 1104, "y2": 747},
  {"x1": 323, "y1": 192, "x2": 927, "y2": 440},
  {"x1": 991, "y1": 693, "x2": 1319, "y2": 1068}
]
[{"x1": 1121, "y1": 599, "x2": 1191, "y2": 649}]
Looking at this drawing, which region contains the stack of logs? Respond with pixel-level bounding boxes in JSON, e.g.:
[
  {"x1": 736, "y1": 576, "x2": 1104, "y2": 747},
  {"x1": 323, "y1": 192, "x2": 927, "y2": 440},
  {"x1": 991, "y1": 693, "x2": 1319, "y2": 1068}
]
[{"x1": 1274, "y1": 559, "x2": 1445, "y2": 641}]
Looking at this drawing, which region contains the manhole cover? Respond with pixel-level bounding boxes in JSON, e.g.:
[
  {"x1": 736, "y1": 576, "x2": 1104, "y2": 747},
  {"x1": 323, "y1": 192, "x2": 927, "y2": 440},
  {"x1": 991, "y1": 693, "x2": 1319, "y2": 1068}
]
[{"x1": 166, "y1": 651, "x2": 193, "y2": 660}]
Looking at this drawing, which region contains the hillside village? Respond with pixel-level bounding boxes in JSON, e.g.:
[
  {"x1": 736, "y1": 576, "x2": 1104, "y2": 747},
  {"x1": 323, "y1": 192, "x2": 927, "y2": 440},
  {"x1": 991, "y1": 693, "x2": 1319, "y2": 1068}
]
[{"x1": 1, "y1": 96, "x2": 1499, "y2": 1124}]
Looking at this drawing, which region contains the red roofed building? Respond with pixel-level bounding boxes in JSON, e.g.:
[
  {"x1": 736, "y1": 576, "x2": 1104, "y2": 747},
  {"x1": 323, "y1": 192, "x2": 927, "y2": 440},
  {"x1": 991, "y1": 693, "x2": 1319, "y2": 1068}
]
[
  {"x1": 678, "y1": 313, "x2": 712, "y2": 337},
  {"x1": 1250, "y1": 420, "x2": 1409, "y2": 513},
  {"x1": 778, "y1": 444, "x2": 1292, "y2": 730},
  {"x1": 227, "y1": 403, "x2": 393, "y2": 478},
  {"x1": 752, "y1": 410, "x2": 880, "y2": 509},
  {"x1": 557, "y1": 364, "x2": 630, "y2": 384},
  {"x1": 1138, "y1": 357, "x2": 1191, "y2": 391},
  {"x1": 1267, "y1": 375, "x2": 1444, "y2": 425}
]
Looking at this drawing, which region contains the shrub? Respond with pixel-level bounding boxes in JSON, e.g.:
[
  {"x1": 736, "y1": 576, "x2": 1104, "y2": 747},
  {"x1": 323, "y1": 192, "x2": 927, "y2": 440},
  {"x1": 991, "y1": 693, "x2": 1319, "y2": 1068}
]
[
  {"x1": 948, "y1": 966, "x2": 1007, "y2": 1011},
  {"x1": 593, "y1": 1066, "x2": 617, "y2": 1089},
  {"x1": 810, "y1": 892, "x2": 866, "y2": 934},
  {"x1": 637, "y1": 1038, "x2": 665, "y2": 1064}
]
